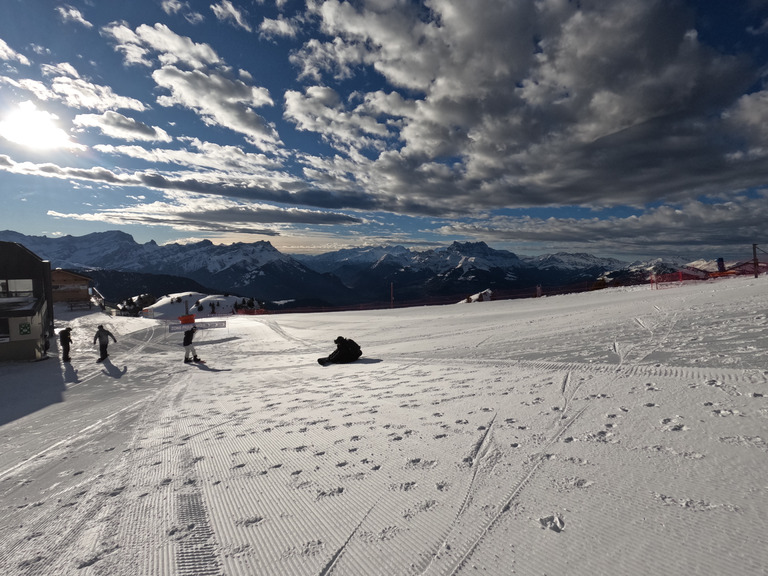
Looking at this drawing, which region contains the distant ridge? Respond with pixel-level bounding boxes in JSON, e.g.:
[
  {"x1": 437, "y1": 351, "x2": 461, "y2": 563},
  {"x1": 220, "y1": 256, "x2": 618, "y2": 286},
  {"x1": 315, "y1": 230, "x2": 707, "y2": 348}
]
[{"x1": 1, "y1": 230, "x2": 709, "y2": 307}]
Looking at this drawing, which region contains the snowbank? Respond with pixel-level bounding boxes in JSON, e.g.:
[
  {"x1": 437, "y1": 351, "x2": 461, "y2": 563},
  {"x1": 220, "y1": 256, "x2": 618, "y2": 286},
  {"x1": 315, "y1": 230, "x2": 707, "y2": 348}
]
[
  {"x1": 1, "y1": 276, "x2": 767, "y2": 575},
  {"x1": 458, "y1": 288, "x2": 493, "y2": 303},
  {"x1": 142, "y1": 292, "x2": 248, "y2": 320}
]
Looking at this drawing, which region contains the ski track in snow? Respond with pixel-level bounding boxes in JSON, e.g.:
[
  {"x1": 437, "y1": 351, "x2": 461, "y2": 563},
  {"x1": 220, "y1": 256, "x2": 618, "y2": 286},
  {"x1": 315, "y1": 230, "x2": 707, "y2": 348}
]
[{"x1": 1, "y1": 276, "x2": 767, "y2": 575}]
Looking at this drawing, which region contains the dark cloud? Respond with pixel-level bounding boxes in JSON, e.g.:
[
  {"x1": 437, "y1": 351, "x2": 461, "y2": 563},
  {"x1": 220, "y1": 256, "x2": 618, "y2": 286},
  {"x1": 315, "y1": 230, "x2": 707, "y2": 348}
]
[
  {"x1": 3, "y1": 0, "x2": 768, "y2": 257},
  {"x1": 438, "y1": 193, "x2": 768, "y2": 258},
  {"x1": 176, "y1": 207, "x2": 361, "y2": 225}
]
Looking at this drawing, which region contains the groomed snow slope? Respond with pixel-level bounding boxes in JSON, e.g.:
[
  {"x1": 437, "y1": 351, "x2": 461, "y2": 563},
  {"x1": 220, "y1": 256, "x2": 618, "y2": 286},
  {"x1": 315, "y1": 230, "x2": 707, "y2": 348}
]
[{"x1": 1, "y1": 276, "x2": 767, "y2": 575}]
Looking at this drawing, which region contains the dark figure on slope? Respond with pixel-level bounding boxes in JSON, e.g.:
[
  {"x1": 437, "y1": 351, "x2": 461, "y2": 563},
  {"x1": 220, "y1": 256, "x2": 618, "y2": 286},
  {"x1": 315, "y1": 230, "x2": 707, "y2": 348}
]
[
  {"x1": 318, "y1": 336, "x2": 362, "y2": 366},
  {"x1": 59, "y1": 327, "x2": 72, "y2": 362},
  {"x1": 93, "y1": 325, "x2": 116, "y2": 362},
  {"x1": 183, "y1": 326, "x2": 203, "y2": 363}
]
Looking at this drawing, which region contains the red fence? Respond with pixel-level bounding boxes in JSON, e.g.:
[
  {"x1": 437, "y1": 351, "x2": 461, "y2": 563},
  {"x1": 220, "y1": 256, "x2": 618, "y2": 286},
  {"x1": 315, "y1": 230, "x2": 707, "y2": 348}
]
[{"x1": 651, "y1": 261, "x2": 767, "y2": 289}]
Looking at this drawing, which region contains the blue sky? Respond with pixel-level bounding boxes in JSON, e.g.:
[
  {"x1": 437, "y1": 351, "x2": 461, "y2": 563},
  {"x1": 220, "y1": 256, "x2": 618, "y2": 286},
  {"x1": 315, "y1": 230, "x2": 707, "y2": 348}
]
[{"x1": 1, "y1": 0, "x2": 767, "y2": 260}]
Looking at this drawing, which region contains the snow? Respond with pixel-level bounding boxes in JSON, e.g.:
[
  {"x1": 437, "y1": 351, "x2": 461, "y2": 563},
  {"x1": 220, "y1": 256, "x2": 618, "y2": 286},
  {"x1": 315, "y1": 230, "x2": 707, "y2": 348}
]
[
  {"x1": 460, "y1": 289, "x2": 493, "y2": 303},
  {"x1": 142, "y1": 292, "x2": 245, "y2": 319},
  {"x1": 1, "y1": 275, "x2": 767, "y2": 575}
]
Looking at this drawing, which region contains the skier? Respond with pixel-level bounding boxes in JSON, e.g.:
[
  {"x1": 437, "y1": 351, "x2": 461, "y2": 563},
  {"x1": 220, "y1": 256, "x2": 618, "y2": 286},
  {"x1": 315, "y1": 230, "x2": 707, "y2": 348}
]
[
  {"x1": 93, "y1": 325, "x2": 116, "y2": 362},
  {"x1": 183, "y1": 326, "x2": 203, "y2": 363},
  {"x1": 318, "y1": 336, "x2": 362, "y2": 365},
  {"x1": 59, "y1": 327, "x2": 72, "y2": 362}
]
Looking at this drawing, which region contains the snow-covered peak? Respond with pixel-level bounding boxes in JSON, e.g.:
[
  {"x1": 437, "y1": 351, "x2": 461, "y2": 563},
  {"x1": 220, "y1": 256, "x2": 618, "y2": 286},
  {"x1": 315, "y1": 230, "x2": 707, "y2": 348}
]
[
  {"x1": 157, "y1": 240, "x2": 288, "y2": 275},
  {"x1": 296, "y1": 245, "x2": 413, "y2": 273},
  {"x1": 523, "y1": 252, "x2": 627, "y2": 271}
]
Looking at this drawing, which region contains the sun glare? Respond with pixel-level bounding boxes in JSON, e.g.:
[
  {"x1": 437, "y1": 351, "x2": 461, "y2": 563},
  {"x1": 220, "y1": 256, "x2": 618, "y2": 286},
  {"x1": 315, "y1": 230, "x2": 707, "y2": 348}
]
[{"x1": 0, "y1": 101, "x2": 83, "y2": 151}]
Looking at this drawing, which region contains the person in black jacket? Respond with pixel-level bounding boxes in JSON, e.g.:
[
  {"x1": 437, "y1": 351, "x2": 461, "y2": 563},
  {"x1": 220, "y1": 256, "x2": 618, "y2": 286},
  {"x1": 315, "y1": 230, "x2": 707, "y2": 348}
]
[
  {"x1": 183, "y1": 326, "x2": 202, "y2": 363},
  {"x1": 59, "y1": 327, "x2": 72, "y2": 362},
  {"x1": 318, "y1": 336, "x2": 362, "y2": 365}
]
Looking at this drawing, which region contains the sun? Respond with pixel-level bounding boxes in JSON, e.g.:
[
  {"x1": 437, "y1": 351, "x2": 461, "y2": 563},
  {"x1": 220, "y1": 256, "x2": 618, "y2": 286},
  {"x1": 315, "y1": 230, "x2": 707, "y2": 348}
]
[{"x1": 0, "y1": 101, "x2": 83, "y2": 151}]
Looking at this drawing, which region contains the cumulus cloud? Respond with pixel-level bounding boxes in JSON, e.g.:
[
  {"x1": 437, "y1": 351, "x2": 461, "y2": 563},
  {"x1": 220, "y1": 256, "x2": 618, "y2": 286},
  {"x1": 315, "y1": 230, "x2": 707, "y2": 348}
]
[
  {"x1": 73, "y1": 111, "x2": 173, "y2": 142},
  {"x1": 4, "y1": 61, "x2": 146, "y2": 112},
  {"x1": 153, "y1": 66, "x2": 279, "y2": 148},
  {"x1": 723, "y1": 89, "x2": 768, "y2": 148},
  {"x1": 161, "y1": 0, "x2": 185, "y2": 14},
  {"x1": 0, "y1": 39, "x2": 31, "y2": 66},
  {"x1": 279, "y1": 0, "x2": 768, "y2": 223},
  {"x1": 56, "y1": 6, "x2": 93, "y2": 28},
  {"x1": 0, "y1": 76, "x2": 51, "y2": 100},
  {"x1": 260, "y1": 15, "x2": 299, "y2": 40},
  {"x1": 102, "y1": 22, "x2": 221, "y2": 69},
  {"x1": 284, "y1": 85, "x2": 392, "y2": 152},
  {"x1": 55, "y1": 5, "x2": 93, "y2": 28},
  {"x1": 50, "y1": 75, "x2": 147, "y2": 112},
  {"x1": 41, "y1": 62, "x2": 80, "y2": 78},
  {"x1": 161, "y1": 0, "x2": 203, "y2": 23},
  {"x1": 291, "y1": 38, "x2": 368, "y2": 82},
  {"x1": 211, "y1": 1, "x2": 252, "y2": 32},
  {"x1": 102, "y1": 22, "x2": 280, "y2": 148}
]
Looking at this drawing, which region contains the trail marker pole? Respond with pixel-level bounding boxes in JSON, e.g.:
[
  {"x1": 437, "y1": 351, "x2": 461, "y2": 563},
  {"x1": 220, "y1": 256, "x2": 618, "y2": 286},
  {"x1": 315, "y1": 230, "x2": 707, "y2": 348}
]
[{"x1": 754, "y1": 244, "x2": 759, "y2": 278}]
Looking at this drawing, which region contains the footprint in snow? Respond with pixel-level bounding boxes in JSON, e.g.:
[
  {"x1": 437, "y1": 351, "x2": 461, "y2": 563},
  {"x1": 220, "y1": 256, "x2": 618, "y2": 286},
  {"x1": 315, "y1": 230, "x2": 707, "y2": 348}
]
[
  {"x1": 539, "y1": 514, "x2": 565, "y2": 533},
  {"x1": 238, "y1": 516, "x2": 265, "y2": 527}
]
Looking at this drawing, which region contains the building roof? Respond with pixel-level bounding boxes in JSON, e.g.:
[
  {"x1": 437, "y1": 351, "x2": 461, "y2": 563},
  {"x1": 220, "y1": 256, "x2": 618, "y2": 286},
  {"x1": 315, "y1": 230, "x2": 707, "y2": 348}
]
[
  {"x1": 51, "y1": 269, "x2": 92, "y2": 282},
  {"x1": 0, "y1": 241, "x2": 48, "y2": 277}
]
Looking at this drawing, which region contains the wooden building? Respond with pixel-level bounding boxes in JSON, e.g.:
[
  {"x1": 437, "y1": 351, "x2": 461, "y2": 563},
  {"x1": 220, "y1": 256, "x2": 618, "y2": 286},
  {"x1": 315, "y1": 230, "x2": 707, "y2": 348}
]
[
  {"x1": 51, "y1": 269, "x2": 92, "y2": 309},
  {"x1": 0, "y1": 241, "x2": 55, "y2": 361}
]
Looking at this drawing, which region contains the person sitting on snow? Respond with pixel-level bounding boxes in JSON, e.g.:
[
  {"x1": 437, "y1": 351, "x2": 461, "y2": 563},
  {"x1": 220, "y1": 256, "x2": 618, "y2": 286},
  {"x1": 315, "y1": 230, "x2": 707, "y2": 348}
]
[{"x1": 318, "y1": 336, "x2": 362, "y2": 365}]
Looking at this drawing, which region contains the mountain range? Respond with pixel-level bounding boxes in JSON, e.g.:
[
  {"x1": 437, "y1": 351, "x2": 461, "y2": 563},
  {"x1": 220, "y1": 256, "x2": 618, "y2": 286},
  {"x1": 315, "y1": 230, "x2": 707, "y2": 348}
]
[{"x1": 0, "y1": 230, "x2": 696, "y2": 308}]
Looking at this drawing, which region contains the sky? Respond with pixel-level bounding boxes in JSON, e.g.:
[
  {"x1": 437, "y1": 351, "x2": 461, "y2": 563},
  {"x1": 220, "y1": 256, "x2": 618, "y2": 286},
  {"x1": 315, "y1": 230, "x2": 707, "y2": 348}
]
[{"x1": 0, "y1": 0, "x2": 767, "y2": 261}]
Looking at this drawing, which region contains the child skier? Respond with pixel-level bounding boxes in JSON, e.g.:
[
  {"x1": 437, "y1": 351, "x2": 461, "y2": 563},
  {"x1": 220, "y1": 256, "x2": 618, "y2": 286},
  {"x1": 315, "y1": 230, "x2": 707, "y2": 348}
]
[{"x1": 183, "y1": 326, "x2": 203, "y2": 363}]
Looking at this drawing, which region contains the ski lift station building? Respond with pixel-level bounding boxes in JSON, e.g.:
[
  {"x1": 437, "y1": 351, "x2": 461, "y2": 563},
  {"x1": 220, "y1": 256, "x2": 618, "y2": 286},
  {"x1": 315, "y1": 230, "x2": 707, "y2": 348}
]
[{"x1": 0, "y1": 241, "x2": 55, "y2": 361}]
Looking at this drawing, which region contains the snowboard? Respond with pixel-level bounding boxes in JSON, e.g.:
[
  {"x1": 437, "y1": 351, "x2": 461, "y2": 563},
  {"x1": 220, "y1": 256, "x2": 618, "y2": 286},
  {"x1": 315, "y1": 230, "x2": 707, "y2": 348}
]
[{"x1": 317, "y1": 357, "x2": 331, "y2": 366}]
